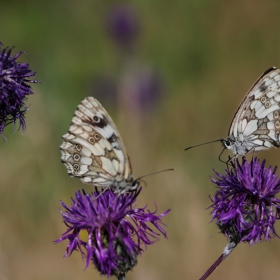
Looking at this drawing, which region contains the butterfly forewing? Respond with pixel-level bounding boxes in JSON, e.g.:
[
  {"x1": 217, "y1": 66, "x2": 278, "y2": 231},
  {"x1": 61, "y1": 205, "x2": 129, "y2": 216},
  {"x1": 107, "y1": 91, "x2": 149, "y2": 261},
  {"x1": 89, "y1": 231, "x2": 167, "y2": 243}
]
[
  {"x1": 60, "y1": 97, "x2": 136, "y2": 193},
  {"x1": 225, "y1": 67, "x2": 280, "y2": 156}
]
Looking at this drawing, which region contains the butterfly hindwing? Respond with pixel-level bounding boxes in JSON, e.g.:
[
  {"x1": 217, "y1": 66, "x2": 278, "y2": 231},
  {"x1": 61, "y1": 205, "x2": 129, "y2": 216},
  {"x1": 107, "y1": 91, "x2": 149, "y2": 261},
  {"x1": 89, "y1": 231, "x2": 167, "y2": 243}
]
[
  {"x1": 60, "y1": 97, "x2": 137, "y2": 193},
  {"x1": 224, "y1": 67, "x2": 280, "y2": 156}
]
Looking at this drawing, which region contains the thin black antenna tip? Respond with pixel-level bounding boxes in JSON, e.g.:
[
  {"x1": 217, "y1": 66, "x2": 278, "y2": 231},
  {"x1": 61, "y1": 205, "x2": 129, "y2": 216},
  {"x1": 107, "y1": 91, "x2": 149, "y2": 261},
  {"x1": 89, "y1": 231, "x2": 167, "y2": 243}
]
[{"x1": 165, "y1": 168, "x2": 174, "y2": 172}]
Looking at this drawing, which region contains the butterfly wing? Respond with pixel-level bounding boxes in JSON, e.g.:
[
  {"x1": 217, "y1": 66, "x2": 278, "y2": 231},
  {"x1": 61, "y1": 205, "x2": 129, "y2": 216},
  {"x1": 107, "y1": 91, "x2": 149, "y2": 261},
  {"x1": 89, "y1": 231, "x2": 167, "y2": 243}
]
[
  {"x1": 227, "y1": 67, "x2": 280, "y2": 155},
  {"x1": 60, "y1": 97, "x2": 133, "y2": 188}
]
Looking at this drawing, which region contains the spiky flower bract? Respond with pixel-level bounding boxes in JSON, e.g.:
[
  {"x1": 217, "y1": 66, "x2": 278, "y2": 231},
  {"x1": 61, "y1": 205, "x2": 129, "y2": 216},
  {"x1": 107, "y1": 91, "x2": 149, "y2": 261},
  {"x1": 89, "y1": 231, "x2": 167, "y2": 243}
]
[
  {"x1": 0, "y1": 43, "x2": 37, "y2": 135},
  {"x1": 210, "y1": 157, "x2": 280, "y2": 245},
  {"x1": 55, "y1": 188, "x2": 169, "y2": 278}
]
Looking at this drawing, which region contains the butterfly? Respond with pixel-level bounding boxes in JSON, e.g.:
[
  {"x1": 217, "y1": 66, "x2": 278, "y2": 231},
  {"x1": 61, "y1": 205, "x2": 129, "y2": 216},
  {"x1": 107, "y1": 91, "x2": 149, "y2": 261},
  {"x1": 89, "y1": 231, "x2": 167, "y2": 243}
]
[
  {"x1": 186, "y1": 67, "x2": 280, "y2": 157},
  {"x1": 60, "y1": 97, "x2": 139, "y2": 194}
]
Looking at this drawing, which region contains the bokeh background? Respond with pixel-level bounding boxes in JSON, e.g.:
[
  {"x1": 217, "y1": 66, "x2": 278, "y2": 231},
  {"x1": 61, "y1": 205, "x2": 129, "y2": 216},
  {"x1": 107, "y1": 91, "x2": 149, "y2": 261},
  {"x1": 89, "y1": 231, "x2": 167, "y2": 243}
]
[{"x1": 1, "y1": 1, "x2": 280, "y2": 279}]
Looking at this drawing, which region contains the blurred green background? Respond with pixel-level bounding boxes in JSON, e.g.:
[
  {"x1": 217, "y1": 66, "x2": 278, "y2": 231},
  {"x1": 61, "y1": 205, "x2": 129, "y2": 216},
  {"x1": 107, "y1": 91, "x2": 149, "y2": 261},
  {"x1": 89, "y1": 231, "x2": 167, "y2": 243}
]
[{"x1": 1, "y1": 1, "x2": 280, "y2": 279}]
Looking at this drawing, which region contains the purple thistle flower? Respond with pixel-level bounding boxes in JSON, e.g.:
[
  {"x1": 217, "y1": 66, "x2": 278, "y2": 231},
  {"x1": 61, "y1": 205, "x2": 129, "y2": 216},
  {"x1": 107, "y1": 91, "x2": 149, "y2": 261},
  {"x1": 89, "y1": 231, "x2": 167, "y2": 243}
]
[
  {"x1": 0, "y1": 43, "x2": 38, "y2": 135},
  {"x1": 200, "y1": 157, "x2": 280, "y2": 280},
  {"x1": 55, "y1": 188, "x2": 169, "y2": 278},
  {"x1": 210, "y1": 157, "x2": 280, "y2": 245}
]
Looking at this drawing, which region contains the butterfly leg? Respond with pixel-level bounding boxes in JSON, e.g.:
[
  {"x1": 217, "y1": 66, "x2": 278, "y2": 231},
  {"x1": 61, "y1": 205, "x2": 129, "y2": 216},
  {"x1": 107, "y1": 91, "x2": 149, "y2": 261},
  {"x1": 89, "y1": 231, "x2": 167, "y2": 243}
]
[
  {"x1": 93, "y1": 186, "x2": 110, "y2": 200},
  {"x1": 246, "y1": 147, "x2": 256, "y2": 161},
  {"x1": 218, "y1": 148, "x2": 226, "y2": 164},
  {"x1": 226, "y1": 155, "x2": 235, "y2": 168},
  {"x1": 252, "y1": 148, "x2": 256, "y2": 161},
  {"x1": 218, "y1": 147, "x2": 234, "y2": 167}
]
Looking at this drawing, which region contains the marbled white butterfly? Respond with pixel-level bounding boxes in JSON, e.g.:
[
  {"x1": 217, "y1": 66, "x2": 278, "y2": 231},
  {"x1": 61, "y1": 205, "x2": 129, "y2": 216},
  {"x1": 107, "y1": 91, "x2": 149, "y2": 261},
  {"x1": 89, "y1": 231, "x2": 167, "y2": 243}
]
[
  {"x1": 186, "y1": 67, "x2": 280, "y2": 157},
  {"x1": 60, "y1": 97, "x2": 139, "y2": 194}
]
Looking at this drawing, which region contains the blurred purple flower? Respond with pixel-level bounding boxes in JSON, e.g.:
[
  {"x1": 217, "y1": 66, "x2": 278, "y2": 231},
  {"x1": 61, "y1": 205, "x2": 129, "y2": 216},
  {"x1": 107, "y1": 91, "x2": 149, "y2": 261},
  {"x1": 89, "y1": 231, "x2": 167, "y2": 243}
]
[
  {"x1": 55, "y1": 188, "x2": 169, "y2": 278},
  {"x1": 107, "y1": 5, "x2": 140, "y2": 49},
  {"x1": 133, "y1": 68, "x2": 164, "y2": 112},
  {"x1": 120, "y1": 63, "x2": 164, "y2": 114},
  {"x1": 0, "y1": 43, "x2": 37, "y2": 135},
  {"x1": 210, "y1": 157, "x2": 280, "y2": 245}
]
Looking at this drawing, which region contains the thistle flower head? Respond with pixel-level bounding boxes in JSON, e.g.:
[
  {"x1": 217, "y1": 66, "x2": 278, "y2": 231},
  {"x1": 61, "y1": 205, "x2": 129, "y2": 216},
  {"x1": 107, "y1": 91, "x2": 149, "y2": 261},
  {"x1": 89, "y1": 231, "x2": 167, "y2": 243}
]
[
  {"x1": 55, "y1": 188, "x2": 169, "y2": 277},
  {"x1": 107, "y1": 5, "x2": 140, "y2": 49},
  {"x1": 210, "y1": 157, "x2": 280, "y2": 245},
  {"x1": 0, "y1": 43, "x2": 37, "y2": 135},
  {"x1": 129, "y1": 68, "x2": 164, "y2": 112}
]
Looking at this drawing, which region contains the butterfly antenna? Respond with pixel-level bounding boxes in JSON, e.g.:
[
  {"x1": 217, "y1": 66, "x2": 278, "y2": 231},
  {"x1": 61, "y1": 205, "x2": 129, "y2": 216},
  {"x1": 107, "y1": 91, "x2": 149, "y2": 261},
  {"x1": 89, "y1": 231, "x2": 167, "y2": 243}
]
[
  {"x1": 185, "y1": 139, "x2": 223, "y2": 151},
  {"x1": 134, "y1": 168, "x2": 174, "y2": 182},
  {"x1": 139, "y1": 179, "x2": 147, "y2": 187}
]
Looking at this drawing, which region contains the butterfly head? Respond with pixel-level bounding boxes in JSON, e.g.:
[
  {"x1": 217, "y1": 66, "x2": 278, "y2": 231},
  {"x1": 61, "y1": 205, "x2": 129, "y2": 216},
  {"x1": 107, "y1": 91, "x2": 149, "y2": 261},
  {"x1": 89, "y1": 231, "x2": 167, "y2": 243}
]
[
  {"x1": 112, "y1": 177, "x2": 139, "y2": 195},
  {"x1": 131, "y1": 179, "x2": 140, "y2": 190},
  {"x1": 222, "y1": 135, "x2": 248, "y2": 156},
  {"x1": 221, "y1": 135, "x2": 235, "y2": 149},
  {"x1": 126, "y1": 175, "x2": 140, "y2": 191}
]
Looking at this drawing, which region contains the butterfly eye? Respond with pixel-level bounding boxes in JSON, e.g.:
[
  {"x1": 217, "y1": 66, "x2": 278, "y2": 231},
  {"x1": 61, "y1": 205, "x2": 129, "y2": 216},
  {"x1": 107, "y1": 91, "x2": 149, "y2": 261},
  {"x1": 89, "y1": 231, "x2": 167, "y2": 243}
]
[
  {"x1": 73, "y1": 154, "x2": 80, "y2": 161},
  {"x1": 75, "y1": 144, "x2": 82, "y2": 151},
  {"x1": 94, "y1": 133, "x2": 101, "y2": 141},
  {"x1": 88, "y1": 137, "x2": 95, "y2": 144},
  {"x1": 131, "y1": 180, "x2": 139, "y2": 189},
  {"x1": 73, "y1": 163, "x2": 80, "y2": 173},
  {"x1": 274, "y1": 111, "x2": 279, "y2": 119},
  {"x1": 225, "y1": 139, "x2": 232, "y2": 147},
  {"x1": 93, "y1": 116, "x2": 100, "y2": 123}
]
